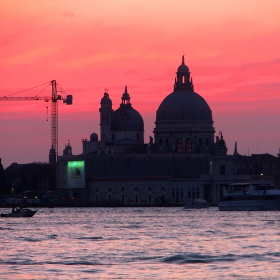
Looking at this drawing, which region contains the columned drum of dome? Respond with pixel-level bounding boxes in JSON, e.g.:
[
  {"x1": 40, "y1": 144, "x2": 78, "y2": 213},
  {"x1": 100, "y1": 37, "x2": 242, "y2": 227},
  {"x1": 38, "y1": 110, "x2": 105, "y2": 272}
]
[{"x1": 154, "y1": 57, "x2": 215, "y2": 154}]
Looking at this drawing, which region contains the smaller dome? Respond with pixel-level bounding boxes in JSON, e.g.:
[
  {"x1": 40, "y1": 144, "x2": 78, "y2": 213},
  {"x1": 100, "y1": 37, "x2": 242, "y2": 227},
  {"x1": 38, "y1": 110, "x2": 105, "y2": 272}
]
[
  {"x1": 90, "y1": 133, "x2": 98, "y2": 142},
  {"x1": 112, "y1": 86, "x2": 144, "y2": 131},
  {"x1": 112, "y1": 106, "x2": 144, "y2": 131}
]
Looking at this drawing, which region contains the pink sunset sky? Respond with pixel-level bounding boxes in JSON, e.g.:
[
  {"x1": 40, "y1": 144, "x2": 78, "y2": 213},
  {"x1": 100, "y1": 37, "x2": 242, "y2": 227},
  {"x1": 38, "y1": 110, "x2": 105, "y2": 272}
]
[{"x1": 1, "y1": 0, "x2": 280, "y2": 168}]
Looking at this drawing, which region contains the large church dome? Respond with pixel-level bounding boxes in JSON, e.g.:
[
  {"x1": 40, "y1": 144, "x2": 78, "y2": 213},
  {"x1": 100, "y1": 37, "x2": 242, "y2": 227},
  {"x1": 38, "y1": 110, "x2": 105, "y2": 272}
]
[
  {"x1": 156, "y1": 56, "x2": 212, "y2": 122},
  {"x1": 153, "y1": 56, "x2": 215, "y2": 154},
  {"x1": 156, "y1": 90, "x2": 212, "y2": 122}
]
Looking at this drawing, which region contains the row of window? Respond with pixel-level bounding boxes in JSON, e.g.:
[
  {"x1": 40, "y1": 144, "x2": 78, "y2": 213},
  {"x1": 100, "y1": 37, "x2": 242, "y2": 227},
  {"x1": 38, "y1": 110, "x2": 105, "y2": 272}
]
[
  {"x1": 176, "y1": 138, "x2": 192, "y2": 153},
  {"x1": 95, "y1": 194, "x2": 153, "y2": 204},
  {"x1": 95, "y1": 187, "x2": 199, "y2": 193},
  {"x1": 158, "y1": 138, "x2": 209, "y2": 153},
  {"x1": 95, "y1": 190, "x2": 201, "y2": 204},
  {"x1": 236, "y1": 164, "x2": 277, "y2": 175},
  {"x1": 96, "y1": 186, "x2": 165, "y2": 192},
  {"x1": 171, "y1": 187, "x2": 200, "y2": 199},
  {"x1": 92, "y1": 185, "x2": 202, "y2": 204}
]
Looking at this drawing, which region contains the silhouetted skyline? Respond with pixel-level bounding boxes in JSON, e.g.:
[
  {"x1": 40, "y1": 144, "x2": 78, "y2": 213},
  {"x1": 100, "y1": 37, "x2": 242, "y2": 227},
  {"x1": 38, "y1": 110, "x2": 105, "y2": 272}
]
[{"x1": 1, "y1": 1, "x2": 280, "y2": 168}]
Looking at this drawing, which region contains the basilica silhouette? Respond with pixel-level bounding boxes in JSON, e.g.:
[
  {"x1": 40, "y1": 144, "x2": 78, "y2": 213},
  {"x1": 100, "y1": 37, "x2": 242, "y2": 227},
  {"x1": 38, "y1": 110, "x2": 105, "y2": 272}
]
[{"x1": 57, "y1": 57, "x2": 277, "y2": 205}]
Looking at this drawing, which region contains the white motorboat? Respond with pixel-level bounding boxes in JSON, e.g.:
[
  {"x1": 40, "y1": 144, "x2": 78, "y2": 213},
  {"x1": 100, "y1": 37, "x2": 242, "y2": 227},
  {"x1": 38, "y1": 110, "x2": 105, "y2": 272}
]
[{"x1": 218, "y1": 182, "x2": 280, "y2": 211}]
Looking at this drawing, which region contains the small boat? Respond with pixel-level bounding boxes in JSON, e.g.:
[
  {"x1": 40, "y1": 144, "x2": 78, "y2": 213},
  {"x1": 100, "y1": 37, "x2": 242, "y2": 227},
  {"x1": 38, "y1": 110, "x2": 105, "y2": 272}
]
[
  {"x1": 1, "y1": 207, "x2": 37, "y2": 217},
  {"x1": 184, "y1": 199, "x2": 209, "y2": 209},
  {"x1": 218, "y1": 182, "x2": 280, "y2": 211}
]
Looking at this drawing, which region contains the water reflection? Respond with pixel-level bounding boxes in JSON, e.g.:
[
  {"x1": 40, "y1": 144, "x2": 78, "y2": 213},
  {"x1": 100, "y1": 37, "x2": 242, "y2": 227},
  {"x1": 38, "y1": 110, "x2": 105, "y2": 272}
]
[{"x1": 0, "y1": 207, "x2": 280, "y2": 279}]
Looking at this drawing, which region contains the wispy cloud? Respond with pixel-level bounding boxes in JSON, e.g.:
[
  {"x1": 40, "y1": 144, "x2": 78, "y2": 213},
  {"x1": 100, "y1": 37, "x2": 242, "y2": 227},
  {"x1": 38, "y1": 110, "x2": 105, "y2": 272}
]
[
  {"x1": 0, "y1": 46, "x2": 60, "y2": 65},
  {"x1": 60, "y1": 12, "x2": 75, "y2": 18}
]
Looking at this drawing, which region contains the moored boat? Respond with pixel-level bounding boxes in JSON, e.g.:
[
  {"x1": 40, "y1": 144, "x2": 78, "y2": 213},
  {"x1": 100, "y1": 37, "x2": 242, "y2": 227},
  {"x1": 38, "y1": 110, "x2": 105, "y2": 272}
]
[
  {"x1": 218, "y1": 182, "x2": 280, "y2": 211},
  {"x1": 184, "y1": 198, "x2": 209, "y2": 209},
  {"x1": 1, "y1": 207, "x2": 37, "y2": 217}
]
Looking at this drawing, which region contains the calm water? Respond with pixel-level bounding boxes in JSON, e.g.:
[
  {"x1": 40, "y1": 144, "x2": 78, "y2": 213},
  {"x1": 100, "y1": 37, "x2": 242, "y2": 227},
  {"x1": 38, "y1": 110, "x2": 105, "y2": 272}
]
[{"x1": 0, "y1": 207, "x2": 280, "y2": 279}]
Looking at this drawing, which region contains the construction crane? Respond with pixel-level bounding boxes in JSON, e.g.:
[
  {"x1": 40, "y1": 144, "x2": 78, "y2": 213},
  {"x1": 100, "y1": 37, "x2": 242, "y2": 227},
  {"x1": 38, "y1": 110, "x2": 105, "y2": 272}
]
[{"x1": 0, "y1": 80, "x2": 73, "y2": 164}]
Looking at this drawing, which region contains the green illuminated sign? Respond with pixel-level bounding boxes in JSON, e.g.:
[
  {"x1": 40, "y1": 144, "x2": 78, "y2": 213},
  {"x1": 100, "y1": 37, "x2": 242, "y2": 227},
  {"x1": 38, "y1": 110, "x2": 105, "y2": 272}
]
[{"x1": 67, "y1": 161, "x2": 84, "y2": 179}]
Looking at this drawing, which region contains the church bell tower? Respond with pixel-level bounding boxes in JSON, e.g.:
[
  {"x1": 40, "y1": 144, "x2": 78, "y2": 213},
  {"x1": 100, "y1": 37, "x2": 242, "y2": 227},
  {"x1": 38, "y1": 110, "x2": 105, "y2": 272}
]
[{"x1": 99, "y1": 90, "x2": 113, "y2": 142}]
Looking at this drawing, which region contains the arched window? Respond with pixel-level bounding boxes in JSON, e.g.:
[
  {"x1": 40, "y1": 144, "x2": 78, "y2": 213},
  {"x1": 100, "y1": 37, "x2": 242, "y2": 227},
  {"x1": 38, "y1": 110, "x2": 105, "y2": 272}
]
[
  {"x1": 220, "y1": 165, "x2": 225, "y2": 175},
  {"x1": 176, "y1": 138, "x2": 183, "y2": 153},
  {"x1": 188, "y1": 188, "x2": 191, "y2": 198},
  {"x1": 148, "y1": 187, "x2": 152, "y2": 192},
  {"x1": 95, "y1": 188, "x2": 99, "y2": 192},
  {"x1": 205, "y1": 138, "x2": 209, "y2": 146},
  {"x1": 186, "y1": 138, "x2": 192, "y2": 152},
  {"x1": 176, "y1": 188, "x2": 179, "y2": 203},
  {"x1": 108, "y1": 187, "x2": 112, "y2": 192},
  {"x1": 121, "y1": 187, "x2": 125, "y2": 192},
  {"x1": 159, "y1": 139, "x2": 163, "y2": 146},
  {"x1": 192, "y1": 187, "x2": 196, "y2": 199},
  {"x1": 172, "y1": 188, "x2": 175, "y2": 199},
  {"x1": 180, "y1": 187, "x2": 184, "y2": 198},
  {"x1": 134, "y1": 187, "x2": 138, "y2": 191}
]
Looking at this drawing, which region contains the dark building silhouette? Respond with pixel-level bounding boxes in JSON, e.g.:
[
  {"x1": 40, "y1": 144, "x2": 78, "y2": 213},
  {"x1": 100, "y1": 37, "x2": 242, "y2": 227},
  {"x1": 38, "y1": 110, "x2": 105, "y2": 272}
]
[
  {"x1": 58, "y1": 57, "x2": 275, "y2": 205},
  {"x1": 2, "y1": 57, "x2": 278, "y2": 206},
  {"x1": 4, "y1": 163, "x2": 52, "y2": 195}
]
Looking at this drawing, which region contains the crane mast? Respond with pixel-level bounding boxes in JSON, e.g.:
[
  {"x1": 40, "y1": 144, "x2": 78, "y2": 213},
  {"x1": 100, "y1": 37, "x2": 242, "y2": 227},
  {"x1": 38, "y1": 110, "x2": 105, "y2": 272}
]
[
  {"x1": 0, "y1": 80, "x2": 72, "y2": 164},
  {"x1": 51, "y1": 80, "x2": 58, "y2": 163}
]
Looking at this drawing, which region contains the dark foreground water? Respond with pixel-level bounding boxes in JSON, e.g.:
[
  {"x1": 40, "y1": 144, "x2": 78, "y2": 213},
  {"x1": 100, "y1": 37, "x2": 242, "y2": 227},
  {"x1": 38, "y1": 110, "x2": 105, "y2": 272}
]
[{"x1": 0, "y1": 207, "x2": 280, "y2": 279}]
